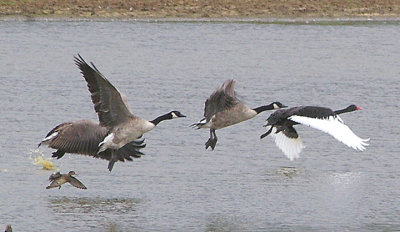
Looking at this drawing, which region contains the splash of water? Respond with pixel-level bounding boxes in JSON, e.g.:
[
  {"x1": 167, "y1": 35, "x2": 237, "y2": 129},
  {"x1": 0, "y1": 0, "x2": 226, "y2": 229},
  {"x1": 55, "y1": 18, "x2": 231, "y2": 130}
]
[{"x1": 29, "y1": 149, "x2": 58, "y2": 170}]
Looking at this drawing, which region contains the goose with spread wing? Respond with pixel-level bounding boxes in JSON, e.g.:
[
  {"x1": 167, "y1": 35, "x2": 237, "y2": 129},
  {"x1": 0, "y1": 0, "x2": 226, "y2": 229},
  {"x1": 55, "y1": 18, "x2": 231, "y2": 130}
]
[
  {"x1": 191, "y1": 79, "x2": 286, "y2": 150},
  {"x1": 39, "y1": 55, "x2": 185, "y2": 171},
  {"x1": 260, "y1": 105, "x2": 369, "y2": 160}
]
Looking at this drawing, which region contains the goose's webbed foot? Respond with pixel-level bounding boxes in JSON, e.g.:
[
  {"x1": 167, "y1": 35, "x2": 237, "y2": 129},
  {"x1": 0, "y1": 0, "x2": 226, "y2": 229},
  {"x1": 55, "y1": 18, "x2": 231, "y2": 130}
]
[{"x1": 205, "y1": 137, "x2": 218, "y2": 150}]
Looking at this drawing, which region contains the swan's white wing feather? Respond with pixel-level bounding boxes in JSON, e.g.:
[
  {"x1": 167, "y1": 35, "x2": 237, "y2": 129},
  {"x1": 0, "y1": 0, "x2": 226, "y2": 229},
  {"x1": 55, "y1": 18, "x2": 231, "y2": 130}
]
[
  {"x1": 289, "y1": 115, "x2": 369, "y2": 151},
  {"x1": 270, "y1": 127, "x2": 305, "y2": 161}
]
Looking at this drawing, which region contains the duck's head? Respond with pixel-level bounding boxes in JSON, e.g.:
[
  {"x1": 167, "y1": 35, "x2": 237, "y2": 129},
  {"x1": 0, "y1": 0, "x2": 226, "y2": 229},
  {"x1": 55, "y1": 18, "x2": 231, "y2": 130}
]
[{"x1": 68, "y1": 171, "x2": 77, "y2": 176}]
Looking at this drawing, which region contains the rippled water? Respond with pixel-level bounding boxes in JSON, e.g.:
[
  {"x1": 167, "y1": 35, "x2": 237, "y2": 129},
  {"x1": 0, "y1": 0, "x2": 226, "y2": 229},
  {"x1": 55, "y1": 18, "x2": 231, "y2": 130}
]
[{"x1": 0, "y1": 19, "x2": 399, "y2": 231}]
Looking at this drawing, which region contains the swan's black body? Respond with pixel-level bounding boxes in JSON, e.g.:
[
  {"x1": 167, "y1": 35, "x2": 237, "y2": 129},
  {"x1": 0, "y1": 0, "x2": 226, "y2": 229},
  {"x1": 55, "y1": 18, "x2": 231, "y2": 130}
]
[
  {"x1": 261, "y1": 105, "x2": 360, "y2": 139},
  {"x1": 261, "y1": 105, "x2": 368, "y2": 160}
]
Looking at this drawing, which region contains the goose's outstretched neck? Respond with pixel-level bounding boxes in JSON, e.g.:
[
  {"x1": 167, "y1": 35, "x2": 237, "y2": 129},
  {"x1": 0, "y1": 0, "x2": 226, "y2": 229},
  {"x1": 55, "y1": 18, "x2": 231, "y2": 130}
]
[
  {"x1": 150, "y1": 111, "x2": 186, "y2": 125},
  {"x1": 150, "y1": 113, "x2": 172, "y2": 126},
  {"x1": 253, "y1": 105, "x2": 275, "y2": 114},
  {"x1": 253, "y1": 102, "x2": 286, "y2": 114}
]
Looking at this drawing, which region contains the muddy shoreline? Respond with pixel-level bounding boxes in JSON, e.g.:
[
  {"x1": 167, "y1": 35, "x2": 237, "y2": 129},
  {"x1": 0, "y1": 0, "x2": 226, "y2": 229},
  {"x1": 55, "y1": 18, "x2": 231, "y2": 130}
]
[{"x1": 1, "y1": 0, "x2": 400, "y2": 20}]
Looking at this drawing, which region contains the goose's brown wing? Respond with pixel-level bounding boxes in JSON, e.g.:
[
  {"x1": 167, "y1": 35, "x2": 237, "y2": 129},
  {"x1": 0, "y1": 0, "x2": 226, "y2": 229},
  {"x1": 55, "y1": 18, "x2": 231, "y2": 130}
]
[
  {"x1": 204, "y1": 79, "x2": 239, "y2": 121},
  {"x1": 69, "y1": 176, "x2": 87, "y2": 189},
  {"x1": 74, "y1": 54, "x2": 134, "y2": 128},
  {"x1": 46, "y1": 120, "x2": 108, "y2": 155}
]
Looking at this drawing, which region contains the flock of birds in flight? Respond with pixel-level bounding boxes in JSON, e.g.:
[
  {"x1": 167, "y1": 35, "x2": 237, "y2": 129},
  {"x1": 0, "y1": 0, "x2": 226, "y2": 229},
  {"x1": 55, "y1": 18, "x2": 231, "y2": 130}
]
[{"x1": 38, "y1": 54, "x2": 369, "y2": 190}]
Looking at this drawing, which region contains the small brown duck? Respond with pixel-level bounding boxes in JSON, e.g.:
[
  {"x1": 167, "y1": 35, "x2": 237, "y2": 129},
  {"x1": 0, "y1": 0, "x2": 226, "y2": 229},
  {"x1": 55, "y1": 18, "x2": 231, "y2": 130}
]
[
  {"x1": 46, "y1": 171, "x2": 87, "y2": 190},
  {"x1": 5, "y1": 224, "x2": 12, "y2": 232}
]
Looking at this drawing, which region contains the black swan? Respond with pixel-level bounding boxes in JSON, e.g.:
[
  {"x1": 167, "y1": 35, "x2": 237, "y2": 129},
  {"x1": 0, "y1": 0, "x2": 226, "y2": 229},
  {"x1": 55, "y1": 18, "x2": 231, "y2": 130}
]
[{"x1": 260, "y1": 105, "x2": 369, "y2": 160}]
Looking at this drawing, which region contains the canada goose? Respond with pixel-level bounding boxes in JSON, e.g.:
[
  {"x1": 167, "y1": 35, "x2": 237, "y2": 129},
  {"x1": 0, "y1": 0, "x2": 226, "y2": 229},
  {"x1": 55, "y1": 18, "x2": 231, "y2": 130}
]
[
  {"x1": 46, "y1": 171, "x2": 87, "y2": 189},
  {"x1": 39, "y1": 55, "x2": 185, "y2": 171},
  {"x1": 191, "y1": 79, "x2": 286, "y2": 150},
  {"x1": 260, "y1": 105, "x2": 369, "y2": 160},
  {"x1": 39, "y1": 120, "x2": 146, "y2": 171}
]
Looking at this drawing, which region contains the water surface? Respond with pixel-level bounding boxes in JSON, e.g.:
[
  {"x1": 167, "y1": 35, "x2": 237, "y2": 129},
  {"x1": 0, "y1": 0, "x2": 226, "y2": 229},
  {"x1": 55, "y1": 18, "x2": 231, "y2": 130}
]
[{"x1": 0, "y1": 20, "x2": 399, "y2": 231}]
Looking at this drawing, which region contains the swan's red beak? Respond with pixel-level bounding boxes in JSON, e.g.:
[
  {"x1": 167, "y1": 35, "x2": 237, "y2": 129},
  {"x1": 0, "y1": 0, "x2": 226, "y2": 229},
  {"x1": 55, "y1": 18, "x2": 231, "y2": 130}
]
[{"x1": 356, "y1": 106, "x2": 362, "y2": 110}]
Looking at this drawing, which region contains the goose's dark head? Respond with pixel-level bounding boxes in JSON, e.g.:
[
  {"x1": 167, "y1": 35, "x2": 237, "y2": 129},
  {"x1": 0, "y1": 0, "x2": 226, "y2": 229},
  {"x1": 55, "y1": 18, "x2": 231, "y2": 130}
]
[
  {"x1": 253, "y1": 102, "x2": 287, "y2": 114},
  {"x1": 150, "y1": 111, "x2": 186, "y2": 125},
  {"x1": 272, "y1": 102, "x2": 287, "y2": 109},
  {"x1": 170, "y1": 111, "x2": 186, "y2": 119}
]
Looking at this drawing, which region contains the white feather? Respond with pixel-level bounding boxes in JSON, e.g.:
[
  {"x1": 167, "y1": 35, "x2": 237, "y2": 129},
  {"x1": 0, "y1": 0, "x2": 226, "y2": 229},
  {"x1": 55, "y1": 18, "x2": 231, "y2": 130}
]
[
  {"x1": 270, "y1": 127, "x2": 305, "y2": 161},
  {"x1": 289, "y1": 115, "x2": 369, "y2": 151},
  {"x1": 41, "y1": 131, "x2": 58, "y2": 144},
  {"x1": 98, "y1": 133, "x2": 115, "y2": 153}
]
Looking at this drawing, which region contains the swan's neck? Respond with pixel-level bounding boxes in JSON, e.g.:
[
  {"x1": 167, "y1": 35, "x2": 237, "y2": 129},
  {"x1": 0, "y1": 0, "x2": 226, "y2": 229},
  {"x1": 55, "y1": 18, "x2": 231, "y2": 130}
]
[{"x1": 334, "y1": 107, "x2": 355, "y2": 115}]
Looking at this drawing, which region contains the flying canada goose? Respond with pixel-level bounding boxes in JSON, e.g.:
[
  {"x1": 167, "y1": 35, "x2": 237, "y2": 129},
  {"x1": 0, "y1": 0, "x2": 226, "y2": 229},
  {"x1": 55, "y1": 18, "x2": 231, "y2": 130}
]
[
  {"x1": 46, "y1": 171, "x2": 87, "y2": 189},
  {"x1": 191, "y1": 79, "x2": 286, "y2": 150},
  {"x1": 260, "y1": 105, "x2": 370, "y2": 160},
  {"x1": 39, "y1": 55, "x2": 185, "y2": 171}
]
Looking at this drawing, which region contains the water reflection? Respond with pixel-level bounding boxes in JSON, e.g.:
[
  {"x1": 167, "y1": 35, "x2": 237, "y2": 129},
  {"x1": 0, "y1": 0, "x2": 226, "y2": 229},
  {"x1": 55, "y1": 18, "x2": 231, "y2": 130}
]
[
  {"x1": 205, "y1": 214, "x2": 244, "y2": 232},
  {"x1": 328, "y1": 171, "x2": 362, "y2": 186},
  {"x1": 275, "y1": 166, "x2": 303, "y2": 179},
  {"x1": 48, "y1": 197, "x2": 142, "y2": 231},
  {"x1": 264, "y1": 166, "x2": 304, "y2": 180},
  {"x1": 48, "y1": 196, "x2": 142, "y2": 214}
]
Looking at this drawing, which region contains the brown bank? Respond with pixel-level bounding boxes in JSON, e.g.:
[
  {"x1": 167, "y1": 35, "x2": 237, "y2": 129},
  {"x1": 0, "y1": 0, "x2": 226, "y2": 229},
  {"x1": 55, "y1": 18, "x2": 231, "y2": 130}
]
[{"x1": 1, "y1": 0, "x2": 400, "y2": 19}]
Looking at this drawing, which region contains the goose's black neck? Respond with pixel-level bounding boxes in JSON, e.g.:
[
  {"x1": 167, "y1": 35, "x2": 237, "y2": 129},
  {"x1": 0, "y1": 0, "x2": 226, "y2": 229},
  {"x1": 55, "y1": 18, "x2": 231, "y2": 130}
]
[
  {"x1": 253, "y1": 104, "x2": 274, "y2": 114},
  {"x1": 150, "y1": 113, "x2": 171, "y2": 126}
]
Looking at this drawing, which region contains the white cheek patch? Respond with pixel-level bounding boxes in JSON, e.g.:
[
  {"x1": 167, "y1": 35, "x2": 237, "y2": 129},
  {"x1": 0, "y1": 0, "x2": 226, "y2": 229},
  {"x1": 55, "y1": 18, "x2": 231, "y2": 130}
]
[
  {"x1": 42, "y1": 131, "x2": 59, "y2": 144},
  {"x1": 171, "y1": 112, "x2": 177, "y2": 118},
  {"x1": 289, "y1": 115, "x2": 369, "y2": 151},
  {"x1": 273, "y1": 103, "x2": 278, "y2": 109}
]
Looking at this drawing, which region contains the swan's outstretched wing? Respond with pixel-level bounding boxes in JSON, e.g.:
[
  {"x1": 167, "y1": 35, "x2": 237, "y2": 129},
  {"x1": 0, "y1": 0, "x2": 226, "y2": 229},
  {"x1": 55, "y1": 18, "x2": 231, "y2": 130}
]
[
  {"x1": 289, "y1": 115, "x2": 369, "y2": 151},
  {"x1": 203, "y1": 79, "x2": 239, "y2": 121},
  {"x1": 270, "y1": 127, "x2": 305, "y2": 161},
  {"x1": 74, "y1": 55, "x2": 133, "y2": 127}
]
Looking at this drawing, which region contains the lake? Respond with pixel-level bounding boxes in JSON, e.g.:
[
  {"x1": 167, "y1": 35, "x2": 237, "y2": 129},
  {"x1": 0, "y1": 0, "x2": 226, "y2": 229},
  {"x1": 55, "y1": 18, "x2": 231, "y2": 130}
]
[{"x1": 0, "y1": 19, "x2": 399, "y2": 231}]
